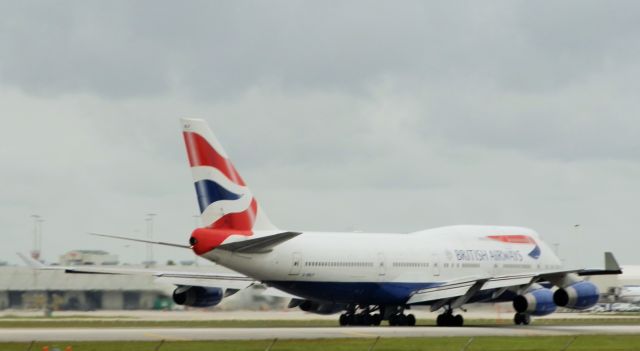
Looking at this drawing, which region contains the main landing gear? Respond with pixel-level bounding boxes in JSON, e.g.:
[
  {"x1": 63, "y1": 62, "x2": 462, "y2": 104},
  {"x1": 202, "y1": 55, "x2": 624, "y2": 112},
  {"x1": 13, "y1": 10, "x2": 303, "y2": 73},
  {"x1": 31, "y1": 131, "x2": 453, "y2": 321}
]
[
  {"x1": 339, "y1": 306, "x2": 382, "y2": 326},
  {"x1": 339, "y1": 311, "x2": 382, "y2": 326},
  {"x1": 338, "y1": 305, "x2": 416, "y2": 326},
  {"x1": 514, "y1": 313, "x2": 531, "y2": 325},
  {"x1": 436, "y1": 308, "x2": 464, "y2": 327},
  {"x1": 388, "y1": 313, "x2": 416, "y2": 326}
]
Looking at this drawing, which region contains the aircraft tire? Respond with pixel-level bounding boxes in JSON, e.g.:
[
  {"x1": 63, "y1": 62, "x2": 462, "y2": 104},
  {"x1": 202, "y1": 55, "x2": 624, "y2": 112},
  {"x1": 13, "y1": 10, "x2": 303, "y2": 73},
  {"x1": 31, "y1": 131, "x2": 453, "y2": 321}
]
[
  {"x1": 362, "y1": 314, "x2": 372, "y2": 326},
  {"x1": 339, "y1": 313, "x2": 349, "y2": 326},
  {"x1": 389, "y1": 314, "x2": 397, "y2": 326},
  {"x1": 453, "y1": 314, "x2": 463, "y2": 327},
  {"x1": 514, "y1": 313, "x2": 531, "y2": 325},
  {"x1": 398, "y1": 314, "x2": 408, "y2": 326},
  {"x1": 372, "y1": 314, "x2": 382, "y2": 326},
  {"x1": 407, "y1": 314, "x2": 416, "y2": 326}
]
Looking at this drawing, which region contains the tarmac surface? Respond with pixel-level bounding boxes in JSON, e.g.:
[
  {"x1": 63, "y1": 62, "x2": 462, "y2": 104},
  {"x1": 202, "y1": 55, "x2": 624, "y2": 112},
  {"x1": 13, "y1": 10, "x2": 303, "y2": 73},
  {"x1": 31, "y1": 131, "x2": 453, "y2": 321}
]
[{"x1": 2, "y1": 325, "x2": 640, "y2": 342}]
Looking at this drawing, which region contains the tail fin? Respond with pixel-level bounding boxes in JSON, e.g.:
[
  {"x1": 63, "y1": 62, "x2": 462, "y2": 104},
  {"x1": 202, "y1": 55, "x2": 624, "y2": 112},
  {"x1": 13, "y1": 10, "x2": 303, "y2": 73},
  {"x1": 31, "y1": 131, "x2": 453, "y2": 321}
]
[{"x1": 181, "y1": 118, "x2": 276, "y2": 231}]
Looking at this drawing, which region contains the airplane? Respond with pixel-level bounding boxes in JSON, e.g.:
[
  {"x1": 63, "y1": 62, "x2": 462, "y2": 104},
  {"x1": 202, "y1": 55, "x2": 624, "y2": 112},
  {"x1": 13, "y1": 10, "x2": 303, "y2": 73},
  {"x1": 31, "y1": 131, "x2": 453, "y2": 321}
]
[
  {"x1": 617, "y1": 286, "x2": 640, "y2": 304},
  {"x1": 22, "y1": 118, "x2": 622, "y2": 327}
]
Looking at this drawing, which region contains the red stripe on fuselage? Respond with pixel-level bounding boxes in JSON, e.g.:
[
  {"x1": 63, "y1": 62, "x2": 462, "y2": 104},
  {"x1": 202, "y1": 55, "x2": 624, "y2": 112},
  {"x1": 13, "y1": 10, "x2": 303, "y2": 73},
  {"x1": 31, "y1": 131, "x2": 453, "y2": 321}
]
[
  {"x1": 487, "y1": 235, "x2": 536, "y2": 244},
  {"x1": 183, "y1": 131, "x2": 246, "y2": 186}
]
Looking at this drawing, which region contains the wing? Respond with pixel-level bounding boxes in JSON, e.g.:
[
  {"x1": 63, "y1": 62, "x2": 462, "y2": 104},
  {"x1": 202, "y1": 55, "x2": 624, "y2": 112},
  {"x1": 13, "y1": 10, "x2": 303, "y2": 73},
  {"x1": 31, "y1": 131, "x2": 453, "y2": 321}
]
[
  {"x1": 17, "y1": 252, "x2": 303, "y2": 299},
  {"x1": 406, "y1": 252, "x2": 622, "y2": 309},
  {"x1": 18, "y1": 252, "x2": 253, "y2": 290},
  {"x1": 406, "y1": 272, "x2": 537, "y2": 309}
]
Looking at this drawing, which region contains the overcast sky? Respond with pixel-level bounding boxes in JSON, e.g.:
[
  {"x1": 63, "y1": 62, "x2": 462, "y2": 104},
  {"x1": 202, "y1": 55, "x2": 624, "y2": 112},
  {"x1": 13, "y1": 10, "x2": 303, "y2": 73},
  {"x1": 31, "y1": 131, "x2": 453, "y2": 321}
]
[{"x1": 1, "y1": 1, "x2": 639, "y2": 268}]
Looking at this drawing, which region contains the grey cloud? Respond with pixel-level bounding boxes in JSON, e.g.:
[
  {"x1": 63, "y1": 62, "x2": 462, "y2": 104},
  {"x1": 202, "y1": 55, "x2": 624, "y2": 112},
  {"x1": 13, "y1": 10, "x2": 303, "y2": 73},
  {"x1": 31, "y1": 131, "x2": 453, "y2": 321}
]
[
  {"x1": 1, "y1": 1, "x2": 640, "y2": 269},
  {"x1": 6, "y1": 1, "x2": 639, "y2": 99}
]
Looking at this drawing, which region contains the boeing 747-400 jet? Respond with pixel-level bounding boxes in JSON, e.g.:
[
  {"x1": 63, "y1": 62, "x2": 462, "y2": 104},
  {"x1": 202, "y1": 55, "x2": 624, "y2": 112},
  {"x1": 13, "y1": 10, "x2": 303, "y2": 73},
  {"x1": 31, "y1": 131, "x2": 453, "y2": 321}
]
[{"x1": 23, "y1": 118, "x2": 622, "y2": 327}]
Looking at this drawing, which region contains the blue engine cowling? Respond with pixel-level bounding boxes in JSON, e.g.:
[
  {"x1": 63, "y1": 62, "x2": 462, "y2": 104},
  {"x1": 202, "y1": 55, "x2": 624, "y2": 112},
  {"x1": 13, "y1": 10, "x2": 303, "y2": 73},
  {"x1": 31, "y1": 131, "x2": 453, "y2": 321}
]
[
  {"x1": 513, "y1": 288, "x2": 557, "y2": 316},
  {"x1": 553, "y1": 281, "x2": 599, "y2": 310},
  {"x1": 172, "y1": 286, "x2": 224, "y2": 307}
]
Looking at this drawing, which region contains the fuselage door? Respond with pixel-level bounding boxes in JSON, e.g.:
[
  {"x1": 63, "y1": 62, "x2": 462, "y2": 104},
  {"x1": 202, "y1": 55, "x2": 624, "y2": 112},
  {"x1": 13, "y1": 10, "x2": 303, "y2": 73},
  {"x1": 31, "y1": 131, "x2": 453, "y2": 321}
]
[
  {"x1": 377, "y1": 252, "x2": 386, "y2": 278},
  {"x1": 289, "y1": 252, "x2": 302, "y2": 276},
  {"x1": 432, "y1": 253, "x2": 441, "y2": 277}
]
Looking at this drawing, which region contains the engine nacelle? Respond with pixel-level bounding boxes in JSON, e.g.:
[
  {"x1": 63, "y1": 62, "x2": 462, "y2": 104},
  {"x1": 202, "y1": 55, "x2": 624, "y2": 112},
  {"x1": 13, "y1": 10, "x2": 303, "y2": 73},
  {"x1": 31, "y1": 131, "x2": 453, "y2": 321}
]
[
  {"x1": 298, "y1": 300, "x2": 345, "y2": 315},
  {"x1": 513, "y1": 288, "x2": 557, "y2": 316},
  {"x1": 553, "y1": 281, "x2": 599, "y2": 310},
  {"x1": 172, "y1": 286, "x2": 224, "y2": 308}
]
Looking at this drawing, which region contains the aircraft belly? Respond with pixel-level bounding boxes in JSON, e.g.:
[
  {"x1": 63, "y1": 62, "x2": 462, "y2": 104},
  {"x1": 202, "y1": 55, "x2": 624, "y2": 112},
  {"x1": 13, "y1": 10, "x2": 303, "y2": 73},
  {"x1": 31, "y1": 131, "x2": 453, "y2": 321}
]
[{"x1": 265, "y1": 281, "x2": 441, "y2": 305}]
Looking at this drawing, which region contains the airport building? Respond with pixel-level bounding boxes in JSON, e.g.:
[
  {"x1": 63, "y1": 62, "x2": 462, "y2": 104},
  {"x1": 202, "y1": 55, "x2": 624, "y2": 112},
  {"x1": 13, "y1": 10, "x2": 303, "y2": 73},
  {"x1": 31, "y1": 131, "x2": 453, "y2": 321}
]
[
  {"x1": 0, "y1": 266, "x2": 172, "y2": 310},
  {"x1": 58, "y1": 250, "x2": 119, "y2": 266},
  {"x1": 0, "y1": 250, "x2": 283, "y2": 311}
]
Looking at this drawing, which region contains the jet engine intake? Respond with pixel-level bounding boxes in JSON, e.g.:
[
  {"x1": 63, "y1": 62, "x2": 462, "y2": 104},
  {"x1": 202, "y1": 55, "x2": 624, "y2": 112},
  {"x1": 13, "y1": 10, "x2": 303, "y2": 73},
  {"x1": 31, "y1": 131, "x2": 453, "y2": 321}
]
[
  {"x1": 553, "y1": 281, "x2": 599, "y2": 310},
  {"x1": 513, "y1": 288, "x2": 557, "y2": 316}
]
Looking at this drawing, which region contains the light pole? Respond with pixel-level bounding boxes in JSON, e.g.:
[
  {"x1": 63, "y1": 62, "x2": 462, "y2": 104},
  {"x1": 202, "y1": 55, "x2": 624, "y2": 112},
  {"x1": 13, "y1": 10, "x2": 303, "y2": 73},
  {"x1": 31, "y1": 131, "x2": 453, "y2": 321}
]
[
  {"x1": 145, "y1": 213, "x2": 156, "y2": 266},
  {"x1": 30, "y1": 214, "x2": 42, "y2": 261}
]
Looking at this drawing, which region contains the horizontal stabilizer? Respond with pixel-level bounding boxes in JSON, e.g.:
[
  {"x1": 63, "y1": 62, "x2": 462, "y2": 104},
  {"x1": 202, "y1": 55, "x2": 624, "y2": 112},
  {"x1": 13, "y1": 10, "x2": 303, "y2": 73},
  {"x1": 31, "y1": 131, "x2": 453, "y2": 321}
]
[
  {"x1": 17, "y1": 252, "x2": 45, "y2": 269},
  {"x1": 578, "y1": 252, "x2": 623, "y2": 276},
  {"x1": 217, "y1": 231, "x2": 301, "y2": 253},
  {"x1": 89, "y1": 232, "x2": 191, "y2": 249}
]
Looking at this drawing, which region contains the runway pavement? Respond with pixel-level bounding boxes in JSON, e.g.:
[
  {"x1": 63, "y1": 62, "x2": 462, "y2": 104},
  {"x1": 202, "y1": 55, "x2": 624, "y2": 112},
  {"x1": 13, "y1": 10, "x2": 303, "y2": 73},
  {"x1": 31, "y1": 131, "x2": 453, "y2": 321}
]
[{"x1": 2, "y1": 325, "x2": 640, "y2": 342}]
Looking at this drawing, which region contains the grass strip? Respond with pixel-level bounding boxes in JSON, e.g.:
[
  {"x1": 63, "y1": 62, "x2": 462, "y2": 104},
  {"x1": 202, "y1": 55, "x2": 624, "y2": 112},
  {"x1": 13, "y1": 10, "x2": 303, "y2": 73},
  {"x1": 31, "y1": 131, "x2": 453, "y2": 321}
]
[
  {"x1": 2, "y1": 317, "x2": 640, "y2": 328},
  {"x1": 1, "y1": 335, "x2": 640, "y2": 351}
]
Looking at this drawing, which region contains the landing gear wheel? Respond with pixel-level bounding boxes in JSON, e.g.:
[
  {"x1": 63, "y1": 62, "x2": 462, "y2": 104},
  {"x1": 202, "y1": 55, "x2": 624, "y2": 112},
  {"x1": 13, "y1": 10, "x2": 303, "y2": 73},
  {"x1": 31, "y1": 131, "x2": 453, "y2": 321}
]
[
  {"x1": 389, "y1": 314, "x2": 410, "y2": 326},
  {"x1": 353, "y1": 314, "x2": 364, "y2": 325},
  {"x1": 397, "y1": 314, "x2": 408, "y2": 326},
  {"x1": 339, "y1": 313, "x2": 349, "y2": 326},
  {"x1": 514, "y1": 313, "x2": 531, "y2": 325},
  {"x1": 406, "y1": 314, "x2": 416, "y2": 326},
  {"x1": 453, "y1": 314, "x2": 464, "y2": 327},
  {"x1": 437, "y1": 312, "x2": 463, "y2": 326},
  {"x1": 372, "y1": 314, "x2": 382, "y2": 326},
  {"x1": 437, "y1": 313, "x2": 452, "y2": 326},
  {"x1": 362, "y1": 314, "x2": 372, "y2": 326},
  {"x1": 388, "y1": 314, "x2": 398, "y2": 326}
]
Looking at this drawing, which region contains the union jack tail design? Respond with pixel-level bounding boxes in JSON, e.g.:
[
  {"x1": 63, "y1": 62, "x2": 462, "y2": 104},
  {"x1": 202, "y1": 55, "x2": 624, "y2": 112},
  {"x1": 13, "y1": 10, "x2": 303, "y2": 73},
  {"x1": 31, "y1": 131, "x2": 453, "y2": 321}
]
[{"x1": 181, "y1": 118, "x2": 276, "y2": 232}]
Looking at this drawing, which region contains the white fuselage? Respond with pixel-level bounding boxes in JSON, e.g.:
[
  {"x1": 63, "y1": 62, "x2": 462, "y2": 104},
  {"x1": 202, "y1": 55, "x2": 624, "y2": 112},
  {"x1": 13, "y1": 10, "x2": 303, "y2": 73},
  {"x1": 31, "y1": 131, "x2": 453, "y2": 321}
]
[{"x1": 201, "y1": 225, "x2": 563, "y2": 304}]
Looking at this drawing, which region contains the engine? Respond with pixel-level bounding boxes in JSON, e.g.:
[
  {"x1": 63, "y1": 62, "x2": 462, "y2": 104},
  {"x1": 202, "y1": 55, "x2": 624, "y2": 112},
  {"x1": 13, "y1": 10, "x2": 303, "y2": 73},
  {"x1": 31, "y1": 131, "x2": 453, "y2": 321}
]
[
  {"x1": 172, "y1": 286, "x2": 224, "y2": 307},
  {"x1": 294, "y1": 299, "x2": 346, "y2": 315},
  {"x1": 553, "y1": 281, "x2": 599, "y2": 310},
  {"x1": 513, "y1": 288, "x2": 557, "y2": 316}
]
